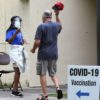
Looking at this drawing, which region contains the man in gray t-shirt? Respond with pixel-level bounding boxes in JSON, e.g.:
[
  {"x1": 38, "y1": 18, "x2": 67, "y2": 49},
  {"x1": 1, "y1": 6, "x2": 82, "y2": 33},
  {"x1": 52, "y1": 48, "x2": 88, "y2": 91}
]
[{"x1": 31, "y1": 10, "x2": 63, "y2": 100}]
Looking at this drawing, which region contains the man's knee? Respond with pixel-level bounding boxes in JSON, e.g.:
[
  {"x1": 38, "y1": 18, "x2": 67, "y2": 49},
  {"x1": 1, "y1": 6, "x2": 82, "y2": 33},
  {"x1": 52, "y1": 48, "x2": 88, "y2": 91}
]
[{"x1": 50, "y1": 74, "x2": 56, "y2": 78}]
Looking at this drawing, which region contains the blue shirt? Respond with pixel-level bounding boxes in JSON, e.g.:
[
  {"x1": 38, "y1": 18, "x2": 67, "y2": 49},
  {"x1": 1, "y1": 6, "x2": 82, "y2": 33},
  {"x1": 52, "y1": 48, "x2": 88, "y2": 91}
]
[
  {"x1": 35, "y1": 21, "x2": 62, "y2": 60},
  {"x1": 6, "y1": 29, "x2": 24, "y2": 45}
]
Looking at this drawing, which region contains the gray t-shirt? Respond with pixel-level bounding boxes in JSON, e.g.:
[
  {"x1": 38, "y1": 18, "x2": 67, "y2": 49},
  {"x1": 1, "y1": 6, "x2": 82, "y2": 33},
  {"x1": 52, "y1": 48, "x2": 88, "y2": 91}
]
[{"x1": 35, "y1": 21, "x2": 62, "y2": 60}]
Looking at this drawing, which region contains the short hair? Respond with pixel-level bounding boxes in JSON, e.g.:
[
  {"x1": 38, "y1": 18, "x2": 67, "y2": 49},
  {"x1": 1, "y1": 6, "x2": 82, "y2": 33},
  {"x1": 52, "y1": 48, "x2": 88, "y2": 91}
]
[{"x1": 43, "y1": 10, "x2": 52, "y2": 18}]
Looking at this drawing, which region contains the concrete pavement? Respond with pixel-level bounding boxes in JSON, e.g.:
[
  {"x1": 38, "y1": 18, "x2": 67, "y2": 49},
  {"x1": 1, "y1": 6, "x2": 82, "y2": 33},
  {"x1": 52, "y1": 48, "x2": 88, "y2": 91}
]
[
  {"x1": 0, "y1": 86, "x2": 67, "y2": 100},
  {"x1": 0, "y1": 91, "x2": 66, "y2": 100}
]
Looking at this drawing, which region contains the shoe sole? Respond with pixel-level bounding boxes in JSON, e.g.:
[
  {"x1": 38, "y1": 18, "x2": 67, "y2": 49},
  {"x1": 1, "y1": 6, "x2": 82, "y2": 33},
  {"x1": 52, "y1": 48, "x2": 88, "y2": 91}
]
[{"x1": 11, "y1": 94, "x2": 23, "y2": 98}]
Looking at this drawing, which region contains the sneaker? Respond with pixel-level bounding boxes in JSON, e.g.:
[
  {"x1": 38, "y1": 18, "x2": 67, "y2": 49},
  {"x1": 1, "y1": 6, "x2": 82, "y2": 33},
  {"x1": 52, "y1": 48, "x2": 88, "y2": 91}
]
[
  {"x1": 37, "y1": 95, "x2": 48, "y2": 100},
  {"x1": 12, "y1": 91, "x2": 23, "y2": 97},
  {"x1": 56, "y1": 89, "x2": 63, "y2": 99}
]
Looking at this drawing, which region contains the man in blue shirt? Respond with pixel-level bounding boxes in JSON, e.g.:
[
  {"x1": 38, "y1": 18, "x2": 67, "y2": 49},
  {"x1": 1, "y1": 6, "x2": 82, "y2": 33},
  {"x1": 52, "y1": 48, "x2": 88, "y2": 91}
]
[{"x1": 31, "y1": 10, "x2": 63, "y2": 100}]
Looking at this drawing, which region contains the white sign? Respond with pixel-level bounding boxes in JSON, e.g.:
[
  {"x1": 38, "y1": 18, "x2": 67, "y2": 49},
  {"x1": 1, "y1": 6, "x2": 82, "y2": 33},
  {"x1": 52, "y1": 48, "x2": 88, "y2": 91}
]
[{"x1": 67, "y1": 65, "x2": 100, "y2": 100}]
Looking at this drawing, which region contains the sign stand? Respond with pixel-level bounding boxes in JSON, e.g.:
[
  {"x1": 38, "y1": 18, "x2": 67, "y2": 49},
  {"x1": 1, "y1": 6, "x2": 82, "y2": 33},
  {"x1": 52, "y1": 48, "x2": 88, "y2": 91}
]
[{"x1": 67, "y1": 65, "x2": 100, "y2": 100}]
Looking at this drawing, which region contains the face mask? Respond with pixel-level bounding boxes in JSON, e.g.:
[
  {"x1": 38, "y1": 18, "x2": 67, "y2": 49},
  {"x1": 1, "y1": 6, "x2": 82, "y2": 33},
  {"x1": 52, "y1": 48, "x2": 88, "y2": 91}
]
[{"x1": 14, "y1": 21, "x2": 21, "y2": 29}]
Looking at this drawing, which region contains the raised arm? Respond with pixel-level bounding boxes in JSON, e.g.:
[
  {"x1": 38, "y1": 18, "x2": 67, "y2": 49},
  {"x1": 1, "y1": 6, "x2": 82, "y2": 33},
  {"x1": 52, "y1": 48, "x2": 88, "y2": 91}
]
[
  {"x1": 7, "y1": 29, "x2": 20, "y2": 44},
  {"x1": 54, "y1": 10, "x2": 61, "y2": 24}
]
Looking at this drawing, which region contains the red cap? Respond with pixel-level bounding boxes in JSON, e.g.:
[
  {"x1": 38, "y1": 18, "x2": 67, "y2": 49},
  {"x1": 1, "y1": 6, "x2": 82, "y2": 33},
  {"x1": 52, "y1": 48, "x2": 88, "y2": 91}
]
[{"x1": 52, "y1": 2, "x2": 64, "y2": 11}]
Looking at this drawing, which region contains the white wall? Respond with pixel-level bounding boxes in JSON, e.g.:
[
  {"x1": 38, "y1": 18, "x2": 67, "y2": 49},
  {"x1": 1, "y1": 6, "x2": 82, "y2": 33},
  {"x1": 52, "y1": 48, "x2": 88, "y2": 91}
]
[
  {"x1": 0, "y1": 0, "x2": 30, "y2": 87},
  {"x1": 0, "y1": 0, "x2": 96, "y2": 87},
  {"x1": 29, "y1": 0, "x2": 96, "y2": 86}
]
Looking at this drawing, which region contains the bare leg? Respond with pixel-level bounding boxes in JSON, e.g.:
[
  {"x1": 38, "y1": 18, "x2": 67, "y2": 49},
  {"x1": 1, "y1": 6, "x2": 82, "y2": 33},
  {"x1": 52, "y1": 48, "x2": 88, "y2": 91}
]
[
  {"x1": 40, "y1": 75, "x2": 48, "y2": 96},
  {"x1": 51, "y1": 75, "x2": 63, "y2": 99},
  {"x1": 51, "y1": 75, "x2": 60, "y2": 89},
  {"x1": 13, "y1": 67, "x2": 20, "y2": 91}
]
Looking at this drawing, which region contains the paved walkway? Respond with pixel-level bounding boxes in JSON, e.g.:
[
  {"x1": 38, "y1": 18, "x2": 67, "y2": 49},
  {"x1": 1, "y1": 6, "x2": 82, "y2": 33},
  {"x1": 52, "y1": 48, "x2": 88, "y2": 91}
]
[
  {"x1": 0, "y1": 91, "x2": 66, "y2": 100},
  {"x1": 0, "y1": 86, "x2": 67, "y2": 100}
]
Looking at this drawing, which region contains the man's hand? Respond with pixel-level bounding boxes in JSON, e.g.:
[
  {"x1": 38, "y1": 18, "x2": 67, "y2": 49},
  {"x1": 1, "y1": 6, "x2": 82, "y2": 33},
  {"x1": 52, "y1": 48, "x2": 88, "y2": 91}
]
[
  {"x1": 24, "y1": 39, "x2": 30, "y2": 45},
  {"x1": 31, "y1": 40, "x2": 40, "y2": 54},
  {"x1": 54, "y1": 10, "x2": 61, "y2": 23},
  {"x1": 54, "y1": 10, "x2": 60, "y2": 16},
  {"x1": 30, "y1": 49, "x2": 35, "y2": 53}
]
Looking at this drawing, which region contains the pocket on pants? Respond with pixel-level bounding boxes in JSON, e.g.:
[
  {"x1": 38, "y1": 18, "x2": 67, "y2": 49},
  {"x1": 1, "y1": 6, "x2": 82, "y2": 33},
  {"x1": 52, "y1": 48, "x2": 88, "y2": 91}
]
[{"x1": 36, "y1": 62, "x2": 42, "y2": 75}]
